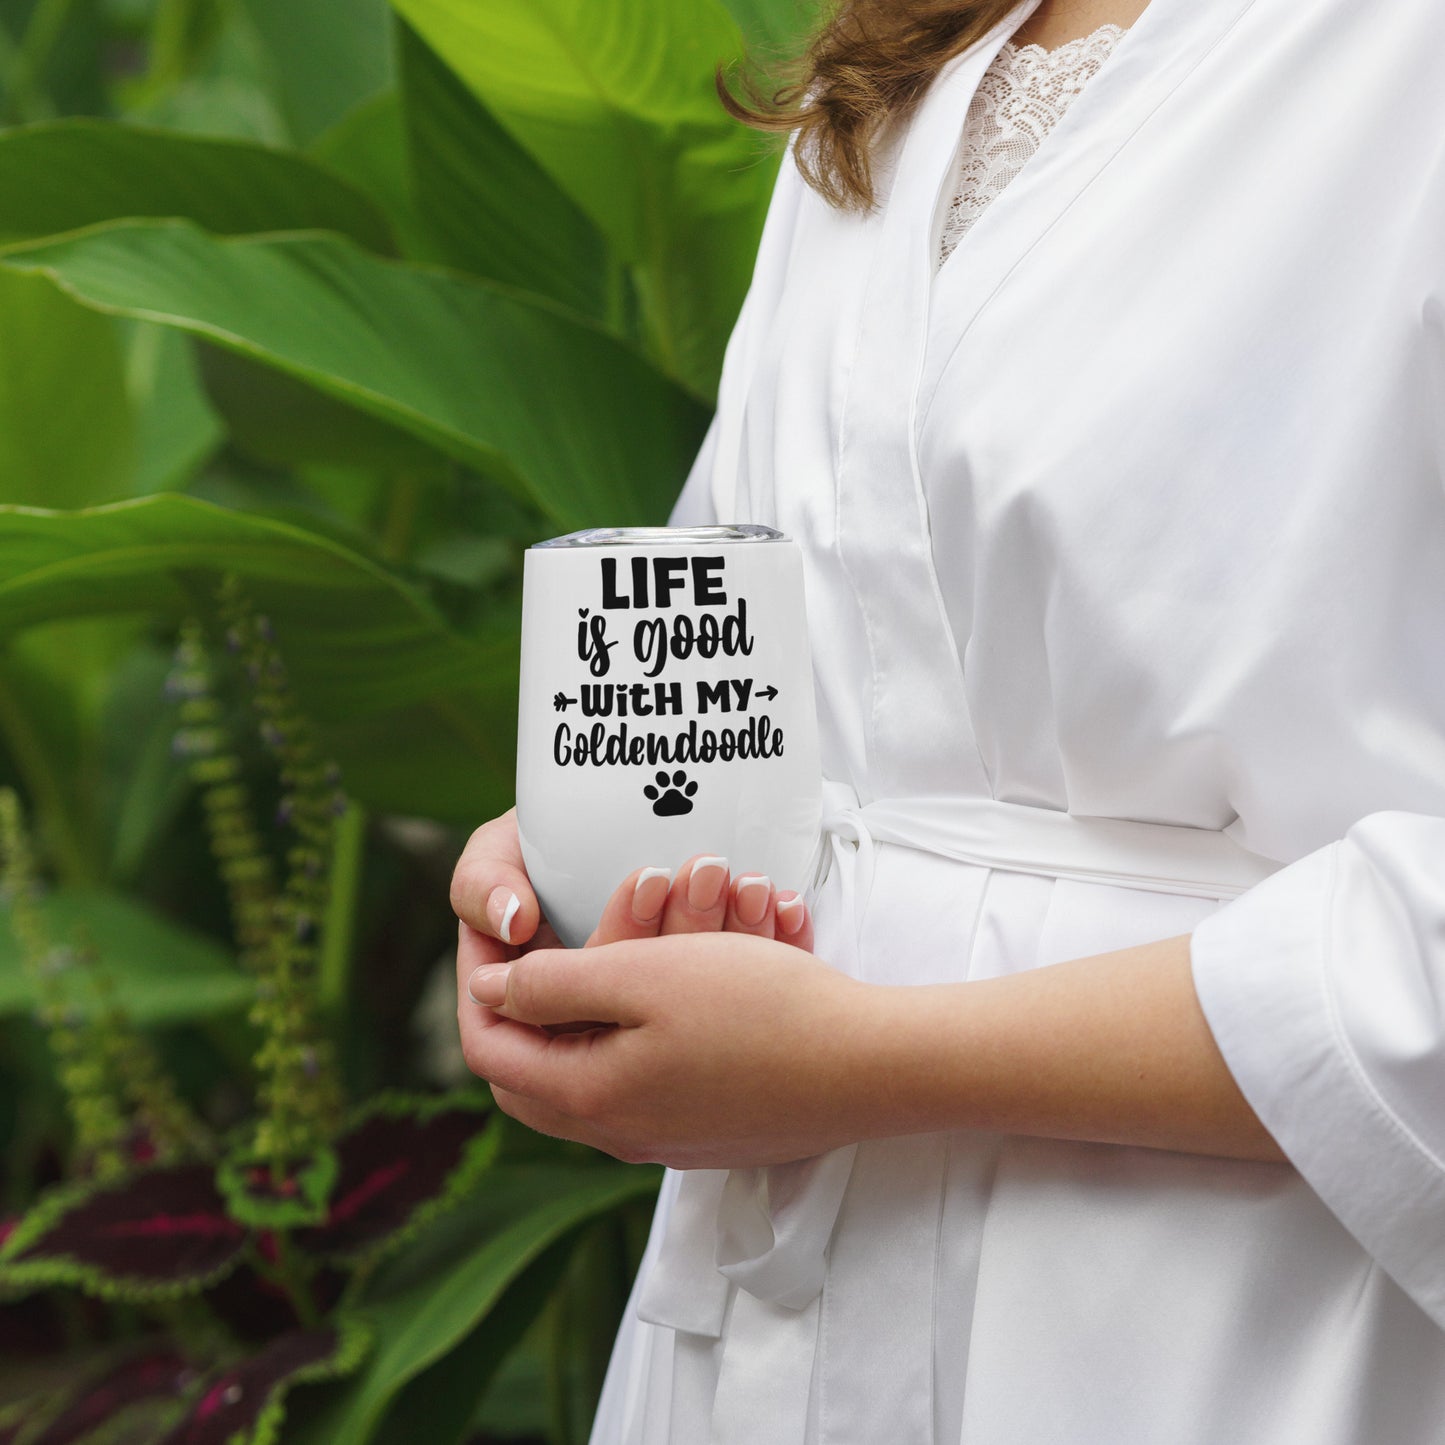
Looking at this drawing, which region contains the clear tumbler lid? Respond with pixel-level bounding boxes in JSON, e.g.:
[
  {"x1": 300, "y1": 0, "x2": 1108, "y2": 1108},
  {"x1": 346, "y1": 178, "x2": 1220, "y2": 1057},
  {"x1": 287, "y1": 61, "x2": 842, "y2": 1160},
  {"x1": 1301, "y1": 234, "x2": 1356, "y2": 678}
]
[{"x1": 532, "y1": 524, "x2": 786, "y2": 548}]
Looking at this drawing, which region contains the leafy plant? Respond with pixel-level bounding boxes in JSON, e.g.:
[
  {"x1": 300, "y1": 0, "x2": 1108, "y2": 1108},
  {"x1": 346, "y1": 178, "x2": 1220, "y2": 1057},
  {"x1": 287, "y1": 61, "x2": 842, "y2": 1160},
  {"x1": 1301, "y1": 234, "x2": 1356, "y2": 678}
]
[
  {"x1": 0, "y1": 0, "x2": 809, "y2": 1438},
  {"x1": 0, "y1": 589, "x2": 657, "y2": 1444}
]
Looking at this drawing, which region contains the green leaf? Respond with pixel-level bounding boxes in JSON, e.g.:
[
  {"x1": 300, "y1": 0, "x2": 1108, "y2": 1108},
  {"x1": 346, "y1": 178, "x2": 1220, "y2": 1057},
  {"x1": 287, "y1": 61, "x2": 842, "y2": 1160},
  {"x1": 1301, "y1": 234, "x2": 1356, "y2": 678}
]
[
  {"x1": 397, "y1": 22, "x2": 609, "y2": 319},
  {"x1": 126, "y1": 324, "x2": 224, "y2": 495},
  {"x1": 370, "y1": 1240, "x2": 570, "y2": 1445},
  {"x1": 390, "y1": 0, "x2": 776, "y2": 398},
  {"x1": 310, "y1": 90, "x2": 438, "y2": 264},
  {"x1": 0, "y1": 119, "x2": 395, "y2": 252},
  {"x1": 0, "y1": 624, "x2": 195, "y2": 888},
  {"x1": 1, "y1": 220, "x2": 709, "y2": 529},
  {"x1": 193, "y1": 343, "x2": 452, "y2": 478},
  {"x1": 290, "y1": 1163, "x2": 660, "y2": 1445},
  {"x1": 120, "y1": 0, "x2": 291, "y2": 146},
  {"x1": 100, "y1": 638, "x2": 197, "y2": 885},
  {"x1": 0, "y1": 269, "x2": 134, "y2": 508},
  {"x1": 242, "y1": 0, "x2": 393, "y2": 145},
  {"x1": 0, "y1": 494, "x2": 519, "y2": 825},
  {"x1": 719, "y1": 0, "x2": 823, "y2": 55},
  {"x1": 0, "y1": 886, "x2": 252, "y2": 1024}
]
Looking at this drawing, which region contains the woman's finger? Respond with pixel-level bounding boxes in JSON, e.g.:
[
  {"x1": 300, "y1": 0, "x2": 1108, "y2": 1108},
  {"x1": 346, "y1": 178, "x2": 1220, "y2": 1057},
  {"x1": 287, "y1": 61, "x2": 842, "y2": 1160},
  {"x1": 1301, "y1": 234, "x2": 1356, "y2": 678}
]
[
  {"x1": 489, "y1": 1084, "x2": 583, "y2": 1143},
  {"x1": 586, "y1": 864, "x2": 676, "y2": 947},
  {"x1": 773, "y1": 890, "x2": 815, "y2": 952},
  {"x1": 457, "y1": 918, "x2": 508, "y2": 983},
  {"x1": 460, "y1": 1002, "x2": 618, "y2": 1116},
  {"x1": 658, "y1": 853, "x2": 731, "y2": 934},
  {"x1": 724, "y1": 872, "x2": 778, "y2": 939},
  {"x1": 474, "y1": 945, "x2": 647, "y2": 1031},
  {"x1": 449, "y1": 807, "x2": 540, "y2": 946}
]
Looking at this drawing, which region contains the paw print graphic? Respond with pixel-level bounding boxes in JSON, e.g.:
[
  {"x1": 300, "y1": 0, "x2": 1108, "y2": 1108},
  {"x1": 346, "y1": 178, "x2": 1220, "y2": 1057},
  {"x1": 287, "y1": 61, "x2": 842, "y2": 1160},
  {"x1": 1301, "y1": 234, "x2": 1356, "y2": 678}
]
[{"x1": 644, "y1": 768, "x2": 698, "y2": 817}]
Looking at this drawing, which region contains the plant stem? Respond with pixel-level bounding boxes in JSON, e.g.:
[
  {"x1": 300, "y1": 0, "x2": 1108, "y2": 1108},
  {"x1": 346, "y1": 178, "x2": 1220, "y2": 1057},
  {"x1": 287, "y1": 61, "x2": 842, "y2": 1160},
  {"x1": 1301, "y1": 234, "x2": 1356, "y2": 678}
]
[
  {"x1": 318, "y1": 799, "x2": 365, "y2": 1026},
  {"x1": 265, "y1": 1232, "x2": 322, "y2": 1330}
]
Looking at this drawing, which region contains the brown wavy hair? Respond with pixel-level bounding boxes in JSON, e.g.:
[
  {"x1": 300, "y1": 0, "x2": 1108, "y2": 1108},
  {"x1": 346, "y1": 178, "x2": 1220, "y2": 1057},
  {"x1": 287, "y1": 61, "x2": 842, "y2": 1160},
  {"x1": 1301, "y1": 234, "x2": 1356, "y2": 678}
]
[{"x1": 719, "y1": 0, "x2": 1022, "y2": 212}]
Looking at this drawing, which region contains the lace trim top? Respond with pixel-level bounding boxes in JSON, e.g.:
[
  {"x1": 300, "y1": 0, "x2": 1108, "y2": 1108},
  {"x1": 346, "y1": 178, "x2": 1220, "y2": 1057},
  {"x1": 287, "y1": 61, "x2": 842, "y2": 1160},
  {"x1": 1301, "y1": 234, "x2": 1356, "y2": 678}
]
[{"x1": 939, "y1": 24, "x2": 1128, "y2": 268}]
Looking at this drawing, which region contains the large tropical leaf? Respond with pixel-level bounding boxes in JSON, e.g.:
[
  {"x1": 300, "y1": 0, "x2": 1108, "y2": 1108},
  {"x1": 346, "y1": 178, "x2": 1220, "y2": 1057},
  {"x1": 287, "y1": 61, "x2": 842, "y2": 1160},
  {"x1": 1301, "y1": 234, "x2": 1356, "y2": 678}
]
[
  {"x1": 310, "y1": 91, "x2": 438, "y2": 264},
  {"x1": 0, "y1": 495, "x2": 519, "y2": 825},
  {"x1": 0, "y1": 886, "x2": 252, "y2": 1023},
  {"x1": 242, "y1": 0, "x2": 393, "y2": 145},
  {"x1": 397, "y1": 22, "x2": 610, "y2": 321},
  {"x1": 0, "y1": 220, "x2": 708, "y2": 529},
  {"x1": 0, "y1": 624, "x2": 195, "y2": 888},
  {"x1": 126, "y1": 324, "x2": 225, "y2": 495},
  {"x1": 0, "y1": 270, "x2": 133, "y2": 508},
  {"x1": 389, "y1": 0, "x2": 778, "y2": 399},
  {"x1": 719, "y1": 0, "x2": 824, "y2": 55},
  {"x1": 0, "y1": 120, "x2": 394, "y2": 252},
  {"x1": 368, "y1": 1241, "x2": 569, "y2": 1445},
  {"x1": 288, "y1": 1163, "x2": 660, "y2": 1445},
  {"x1": 118, "y1": 0, "x2": 291, "y2": 146}
]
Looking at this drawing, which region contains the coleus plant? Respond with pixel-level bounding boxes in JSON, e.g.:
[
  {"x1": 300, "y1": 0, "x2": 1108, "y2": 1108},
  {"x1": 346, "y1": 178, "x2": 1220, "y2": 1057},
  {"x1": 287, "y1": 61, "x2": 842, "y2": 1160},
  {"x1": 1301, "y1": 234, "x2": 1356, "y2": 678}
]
[{"x1": 0, "y1": 577, "x2": 498, "y2": 1445}]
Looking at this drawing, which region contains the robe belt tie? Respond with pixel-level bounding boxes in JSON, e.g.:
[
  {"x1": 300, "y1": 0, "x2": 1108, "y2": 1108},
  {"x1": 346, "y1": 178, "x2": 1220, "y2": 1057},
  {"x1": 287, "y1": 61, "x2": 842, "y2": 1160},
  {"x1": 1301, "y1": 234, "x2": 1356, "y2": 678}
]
[{"x1": 636, "y1": 781, "x2": 1286, "y2": 1338}]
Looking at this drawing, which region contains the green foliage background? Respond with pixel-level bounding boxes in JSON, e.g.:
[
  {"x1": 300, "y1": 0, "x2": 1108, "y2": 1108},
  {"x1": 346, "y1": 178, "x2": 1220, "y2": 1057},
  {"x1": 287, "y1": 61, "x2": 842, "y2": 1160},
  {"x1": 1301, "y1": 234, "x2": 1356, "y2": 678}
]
[{"x1": 0, "y1": 0, "x2": 817, "y2": 1439}]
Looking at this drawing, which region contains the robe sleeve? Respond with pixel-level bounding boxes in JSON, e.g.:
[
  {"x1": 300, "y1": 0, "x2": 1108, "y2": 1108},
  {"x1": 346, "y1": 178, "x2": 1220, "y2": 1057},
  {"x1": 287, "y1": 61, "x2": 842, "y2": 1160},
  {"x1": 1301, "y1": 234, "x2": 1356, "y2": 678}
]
[{"x1": 1189, "y1": 809, "x2": 1445, "y2": 1329}]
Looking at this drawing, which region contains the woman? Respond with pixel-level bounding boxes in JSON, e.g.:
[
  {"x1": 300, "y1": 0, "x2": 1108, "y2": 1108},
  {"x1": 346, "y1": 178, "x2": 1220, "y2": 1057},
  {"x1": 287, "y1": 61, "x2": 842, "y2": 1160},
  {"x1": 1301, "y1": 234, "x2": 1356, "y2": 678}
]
[{"x1": 452, "y1": 0, "x2": 1445, "y2": 1439}]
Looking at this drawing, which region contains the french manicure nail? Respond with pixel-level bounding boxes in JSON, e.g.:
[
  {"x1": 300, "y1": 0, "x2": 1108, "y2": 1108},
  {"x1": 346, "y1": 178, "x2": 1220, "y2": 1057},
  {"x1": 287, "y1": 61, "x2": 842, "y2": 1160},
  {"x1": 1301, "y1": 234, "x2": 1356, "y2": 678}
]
[
  {"x1": 688, "y1": 856, "x2": 729, "y2": 911},
  {"x1": 776, "y1": 894, "x2": 806, "y2": 936},
  {"x1": 736, "y1": 874, "x2": 771, "y2": 927},
  {"x1": 488, "y1": 886, "x2": 520, "y2": 945},
  {"x1": 468, "y1": 962, "x2": 511, "y2": 1006},
  {"x1": 632, "y1": 865, "x2": 673, "y2": 922}
]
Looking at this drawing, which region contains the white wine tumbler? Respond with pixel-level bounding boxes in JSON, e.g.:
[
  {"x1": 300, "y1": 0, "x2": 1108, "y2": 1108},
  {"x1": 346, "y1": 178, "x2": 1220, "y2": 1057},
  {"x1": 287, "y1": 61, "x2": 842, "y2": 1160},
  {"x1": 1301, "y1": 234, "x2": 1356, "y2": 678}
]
[{"x1": 515, "y1": 525, "x2": 822, "y2": 948}]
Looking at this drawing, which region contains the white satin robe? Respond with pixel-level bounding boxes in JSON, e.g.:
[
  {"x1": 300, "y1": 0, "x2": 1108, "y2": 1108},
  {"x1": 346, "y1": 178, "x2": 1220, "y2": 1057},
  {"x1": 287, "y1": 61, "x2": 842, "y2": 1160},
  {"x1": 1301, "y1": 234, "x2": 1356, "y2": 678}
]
[{"x1": 589, "y1": 0, "x2": 1445, "y2": 1440}]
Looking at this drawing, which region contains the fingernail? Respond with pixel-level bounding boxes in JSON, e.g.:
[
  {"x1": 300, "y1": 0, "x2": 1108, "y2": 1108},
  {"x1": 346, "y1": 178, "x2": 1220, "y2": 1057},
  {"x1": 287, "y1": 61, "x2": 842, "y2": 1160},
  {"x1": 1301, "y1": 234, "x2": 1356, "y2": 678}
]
[
  {"x1": 776, "y1": 893, "x2": 806, "y2": 936},
  {"x1": 688, "y1": 856, "x2": 729, "y2": 911},
  {"x1": 632, "y1": 865, "x2": 673, "y2": 922},
  {"x1": 488, "y1": 886, "x2": 520, "y2": 945},
  {"x1": 736, "y1": 874, "x2": 771, "y2": 927},
  {"x1": 467, "y1": 963, "x2": 511, "y2": 1006}
]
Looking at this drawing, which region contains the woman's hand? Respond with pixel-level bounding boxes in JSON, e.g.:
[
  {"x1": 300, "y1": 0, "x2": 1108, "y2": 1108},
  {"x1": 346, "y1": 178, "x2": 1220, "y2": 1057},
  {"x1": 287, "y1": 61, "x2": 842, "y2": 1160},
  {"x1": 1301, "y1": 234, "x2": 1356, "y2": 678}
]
[
  {"x1": 460, "y1": 931, "x2": 874, "y2": 1170},
  {"x1": 450, "y1": 807, "x2": 813, "y2": 954},
  {"x1": 451, "y1": 808, "x2": 816, "y2": 1063},
  {"x1": 582, "y1": 852, "x2": 815, "y2": 952}
]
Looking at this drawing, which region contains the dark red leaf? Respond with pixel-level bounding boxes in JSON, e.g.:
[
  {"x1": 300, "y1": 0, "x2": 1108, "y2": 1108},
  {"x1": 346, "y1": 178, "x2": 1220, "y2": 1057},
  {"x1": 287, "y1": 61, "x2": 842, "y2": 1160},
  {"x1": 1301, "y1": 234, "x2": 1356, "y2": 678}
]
[
  {"x1": 157, "y1": 1325, "x2": 365, "y2": 1445},
  {"x1": 2, "y1": 1164, "x2": 247, "y2": 1299},
  {"x1": 0, "y1": 1293, "x2": 68, "y2": 1355},
  {"x1": 204, "y1": 1262, "x2": 347, "y2": 1344},
  {"x1": 31, "y1": 1349, "x2": 198, "y2": 1445},
  {"x1": 294, "y1": 1098, "x2": 494, "y2": 1262}
]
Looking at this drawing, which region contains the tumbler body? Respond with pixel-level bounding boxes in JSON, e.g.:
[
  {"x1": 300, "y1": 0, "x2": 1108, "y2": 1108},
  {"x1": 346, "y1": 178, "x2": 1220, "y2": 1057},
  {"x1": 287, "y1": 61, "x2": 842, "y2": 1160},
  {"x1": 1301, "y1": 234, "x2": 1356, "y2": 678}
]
[{"x1": 515, "y1": 525, "x2": 822, "y2": 948}]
